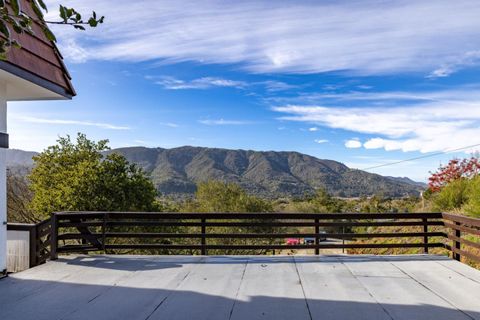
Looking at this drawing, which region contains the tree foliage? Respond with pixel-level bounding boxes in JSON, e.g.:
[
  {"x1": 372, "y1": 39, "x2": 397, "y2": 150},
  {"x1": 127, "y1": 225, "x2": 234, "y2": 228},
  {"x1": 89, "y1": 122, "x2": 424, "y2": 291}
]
[
  {"x1": 428, "y1": 157, "x2": 480, "y2": 192},
  {"x1": 7, "y1": 170, "x2": 34, "y2": 223},
  {"x1": 186, "y1": 180, "x2": 272, "y2": 213},
  {"x1": 427, "y1": 156, "x2": 480, "y2": 217},
  {"x1": 0, "y1": 0, "x2": 103, "y2": 59},
  {"x1": 28, "y1": 133, "x2": 159, "y2": 219}
]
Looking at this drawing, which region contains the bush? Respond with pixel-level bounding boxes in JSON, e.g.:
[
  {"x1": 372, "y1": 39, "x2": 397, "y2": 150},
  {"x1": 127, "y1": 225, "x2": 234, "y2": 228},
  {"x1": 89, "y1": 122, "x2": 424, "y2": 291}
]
[
  {"x1": 432, "y1": 178, "x2": 469, "y2": 212},
  {"x1": 463, "y1": 176, "x2": 480, "y2": 218}
]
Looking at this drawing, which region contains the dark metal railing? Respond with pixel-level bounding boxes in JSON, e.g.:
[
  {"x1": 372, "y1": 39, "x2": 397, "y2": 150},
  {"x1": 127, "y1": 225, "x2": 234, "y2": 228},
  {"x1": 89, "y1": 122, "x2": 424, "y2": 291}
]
[
  {"x1": 49, "y1": 212, "x2": 447, "y2": 259},
  {"x1": 7, "y1": 218, "x2": 51, "y2": 268},
  {"x1": 442, "y1": 213, "x2": 480, "y2": 263},
  {"x1": 6, "y1": 212, "x2": 480, "y2": 268}
]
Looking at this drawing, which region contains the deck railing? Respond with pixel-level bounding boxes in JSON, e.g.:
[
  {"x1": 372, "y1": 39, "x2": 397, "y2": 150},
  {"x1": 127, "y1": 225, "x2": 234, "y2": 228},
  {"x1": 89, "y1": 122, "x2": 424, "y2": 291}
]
[
  {"x1": 8, "y1": 212, "x2": 480, "y2": 268},
  {"x1": 49, "y1": 212, "x2": 448, "y2": 259},
  {"x1": 7, "y1": 219, "x2": 51, "y2": 268},
  {"x1": 442, "y1": 213, "x2": 480, "y2": 263}
]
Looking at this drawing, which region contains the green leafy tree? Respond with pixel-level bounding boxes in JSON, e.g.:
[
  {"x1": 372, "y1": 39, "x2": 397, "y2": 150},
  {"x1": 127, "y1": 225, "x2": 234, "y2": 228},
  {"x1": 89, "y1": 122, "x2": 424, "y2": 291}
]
[
  {"x1": 432, "y1": 178, "x2": 469, "y2": 212},
  {"x1": 7, "y1": 170, "x2": 34, "y2": 223},
  {"x1": 463, "y1": 176, "x2": 480, "y2": 217},
  {"x1": 29, "y1": 133, "x2": 158, "y2": 219},
  {"x1": 189, "y1": 180, "x2": 272, "y2": 213},
  {"x1": 0, "y1": 0, "x2": 104, "y2": 59},
  {"x1": 310, "y1": 188, "x2": 344, "y2": 213},
  {"x1": 181, "y1": 181, "x2": 274, "y2": 254}
]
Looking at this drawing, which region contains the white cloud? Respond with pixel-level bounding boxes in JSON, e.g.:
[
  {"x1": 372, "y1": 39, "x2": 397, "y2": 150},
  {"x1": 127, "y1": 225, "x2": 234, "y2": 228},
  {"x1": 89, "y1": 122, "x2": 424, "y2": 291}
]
[
  {"x1": 14, "y1": 116, "x2": 130, "y2": 130},
  {"x1": 198, "y1": 119, "x2": 252, "y2": 125},
  {"x1": 53, "y1": 0, "x2": 480, "y2": 76},
  {"x1": 159, "y1": 122, "x2": 179, "y2": 128},
  {"x1": 260, "y1": 81, "x2": 298, "y2": 92},
  {"x1": 345, "y1": 139, "x2": 362, "y2": 149},
  {"x1": 308, "y1": 127, "x2": 318, "y2": 132},
  {"x1": 149, "y1": 76, "x2": 297, "y2": 93},
  {"x1": 314, "y1": 139, "x2": 328, "y2": 144},
  {"x1": 272, "y1": 86, "x2": 480, "y2": 153},
  {"x1": 60, "y1": 38, "x2": 89, "y2": 63},
  {"x1": 427, "y1": 50, "x2": 480, "y2": 78},
  {"x1": 357, "y1": 85, "x2": 372, "y2": 90},
  {"x1": 153, "y1": 76, "x2": 246, "y2": 90}
]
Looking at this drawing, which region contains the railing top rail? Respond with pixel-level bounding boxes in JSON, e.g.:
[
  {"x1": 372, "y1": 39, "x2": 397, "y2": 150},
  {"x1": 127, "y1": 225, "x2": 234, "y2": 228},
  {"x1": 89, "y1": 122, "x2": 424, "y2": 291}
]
[
  {"x1": 6, "y1": 223, "x2": 36, "y2": 231},
  {"x1": 53, "y1": 212, "x2": 444, "y2": 220},
  {"x1": 442, "y1": 213, "x2": 480, "y2": 227}
]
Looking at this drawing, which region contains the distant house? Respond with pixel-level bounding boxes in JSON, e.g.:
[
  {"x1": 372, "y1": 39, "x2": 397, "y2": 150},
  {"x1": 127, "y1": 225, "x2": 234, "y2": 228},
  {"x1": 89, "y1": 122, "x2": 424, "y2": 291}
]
[{"x1": 0, "y1": 1, "x2": 75, "y2": 275}]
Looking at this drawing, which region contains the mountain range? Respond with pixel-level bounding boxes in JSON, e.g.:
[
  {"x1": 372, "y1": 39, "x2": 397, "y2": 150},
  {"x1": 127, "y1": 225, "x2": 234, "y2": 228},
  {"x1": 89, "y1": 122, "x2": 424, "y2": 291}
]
[{"x1": 6, "y1": 146, "x2": 425, "y2": 198}]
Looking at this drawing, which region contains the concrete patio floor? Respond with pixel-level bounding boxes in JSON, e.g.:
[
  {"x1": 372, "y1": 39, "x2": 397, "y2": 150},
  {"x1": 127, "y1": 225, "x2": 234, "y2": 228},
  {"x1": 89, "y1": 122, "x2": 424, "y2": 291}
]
[{"x1": 1, "y1": 254, "x2": 480, "y2": 320}]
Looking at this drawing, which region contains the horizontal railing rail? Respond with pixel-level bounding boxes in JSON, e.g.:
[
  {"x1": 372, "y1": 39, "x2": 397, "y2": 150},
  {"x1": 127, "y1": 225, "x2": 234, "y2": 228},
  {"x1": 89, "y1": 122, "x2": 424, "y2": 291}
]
[
  {"x1": 50, "y1": 212, "x2": 446, "y2": 259},
  {"x1": 4, "y1": 212, "x2": 476, "y2": 268},
  {"x1": 7, "y1": 218, "x2": 52, "y2": 268},
  {"x1": 442, "y1": 213, "x2": 480, "y2": 263}
]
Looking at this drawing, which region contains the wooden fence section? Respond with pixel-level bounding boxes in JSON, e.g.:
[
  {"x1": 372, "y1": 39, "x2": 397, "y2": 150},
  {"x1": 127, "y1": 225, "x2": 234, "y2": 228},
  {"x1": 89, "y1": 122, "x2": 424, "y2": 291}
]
[
  {"x1": 443, "y1": 213, "x2": 480, "y2": 263},
  {"x1": 4, "y1": 212, "x2": 479, "y2": 268},
  {"x1": 7, "y1": 219, "x2": 51, "y2": 268},
  {"x1": 50, "y1": 212, "x2": 446, "y2": 258}
]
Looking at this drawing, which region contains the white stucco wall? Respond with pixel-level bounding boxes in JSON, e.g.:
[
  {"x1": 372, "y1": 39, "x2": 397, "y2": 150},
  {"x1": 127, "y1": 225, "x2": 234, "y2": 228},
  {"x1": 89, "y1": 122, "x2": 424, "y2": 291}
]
[
  {"x1": 6, "y1": 230, "x2": 29, "y2": 272},
  {"x1": 0, "y1": 82, "x2": 7, "y2": 274}
]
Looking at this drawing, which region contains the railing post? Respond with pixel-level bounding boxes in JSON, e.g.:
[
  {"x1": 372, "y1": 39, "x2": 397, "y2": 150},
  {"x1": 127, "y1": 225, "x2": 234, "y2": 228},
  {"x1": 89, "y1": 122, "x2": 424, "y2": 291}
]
[
  {"x1": 201, "y1": 218, "x2": 206, "y2": 255},
  {"x1": 102, "y1": 213, "x2": 107, "y2": 253},
  {"x1": 314, "y1": 218, "x2": 319, "y2": 255},
  {"x1": 422, "y1": 217, "x2": 428, "y2": 254},
  {"x1": 50, "y1": 213, "x2": 58, "y2": 260},
  {"x1": 454, "y1": 221, "x2": 461, "y2": 261},
  {"x1": 29, "y1": 224, "x2": 37, "y2": 268}
]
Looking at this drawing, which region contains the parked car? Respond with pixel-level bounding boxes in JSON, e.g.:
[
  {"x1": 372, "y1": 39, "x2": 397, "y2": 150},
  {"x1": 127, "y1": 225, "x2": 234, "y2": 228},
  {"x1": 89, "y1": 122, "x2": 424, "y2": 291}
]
[
  {"x1": 304, "y1": 237, "x2": 315, "y2": 245},
  {"x1": 304, "y1": 232, "x2": 327, "y2": 245},
  {"x1": 319, "y1": 230, "x2": 327, "y2": 242}
]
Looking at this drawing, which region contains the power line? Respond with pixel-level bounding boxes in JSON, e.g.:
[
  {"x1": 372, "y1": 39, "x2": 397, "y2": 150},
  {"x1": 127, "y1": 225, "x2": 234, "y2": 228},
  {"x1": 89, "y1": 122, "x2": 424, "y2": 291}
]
[{"x1": 361, "y1": 143, "x2": 480, "y2": 171}]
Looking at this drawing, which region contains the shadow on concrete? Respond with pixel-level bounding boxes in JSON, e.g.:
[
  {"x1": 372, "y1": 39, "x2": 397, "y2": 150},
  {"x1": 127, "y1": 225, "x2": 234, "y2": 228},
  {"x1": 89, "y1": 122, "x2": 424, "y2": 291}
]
[
  {"x1": 0, "y1": 274, "x2": 477, "y2": 320},
  {"x1": 53, "y1": 254, "x2": 453, "y2": 271}
]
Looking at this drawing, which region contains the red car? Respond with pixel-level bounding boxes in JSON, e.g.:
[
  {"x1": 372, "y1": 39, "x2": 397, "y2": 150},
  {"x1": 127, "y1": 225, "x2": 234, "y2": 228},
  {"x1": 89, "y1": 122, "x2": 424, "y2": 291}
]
[{"x1": 285, "y1": 238, "x2": 301, "y2": 245}]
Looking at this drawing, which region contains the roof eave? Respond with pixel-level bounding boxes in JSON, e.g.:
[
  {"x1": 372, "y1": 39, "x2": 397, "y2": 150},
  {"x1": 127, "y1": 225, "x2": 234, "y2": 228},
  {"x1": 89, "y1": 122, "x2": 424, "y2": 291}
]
[{"x1": 0, "y1": 60, "x2": 75, "y2": 99}]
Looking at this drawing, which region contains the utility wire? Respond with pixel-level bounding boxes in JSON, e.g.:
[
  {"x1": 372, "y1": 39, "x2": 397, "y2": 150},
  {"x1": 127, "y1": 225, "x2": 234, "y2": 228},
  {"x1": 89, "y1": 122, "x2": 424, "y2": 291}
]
[{"x1": 361, "y1": 142, "x2": 480, "y2": 171}]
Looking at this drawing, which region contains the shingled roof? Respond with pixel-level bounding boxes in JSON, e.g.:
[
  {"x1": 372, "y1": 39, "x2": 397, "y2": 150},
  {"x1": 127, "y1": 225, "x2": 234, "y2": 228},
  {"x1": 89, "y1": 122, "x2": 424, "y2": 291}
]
[{"x1": 0, "y1": 0, "x2": 76, "y2": 99}]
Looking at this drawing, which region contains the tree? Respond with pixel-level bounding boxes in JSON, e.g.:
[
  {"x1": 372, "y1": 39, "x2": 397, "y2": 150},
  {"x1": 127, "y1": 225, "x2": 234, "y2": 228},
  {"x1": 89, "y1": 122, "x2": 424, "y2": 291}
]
[
  {"x1": 7, "y1": 170, "x2": 35, "y2": 223},
  {"x1": 190, "y1": 180, "x2": 272, "y2": 213},
  {"x1": 28, "y1": 133, "x2": 159, "y2": 219},
  {"x1": 0, "y1": 0, "x2": 104, "y2": 59},
  {"x1": 428, "y1": 157, "x2": 480, "y2": 192},
  {"x1": 426, "y1": 156, "x2": 480, "y2": 217}
]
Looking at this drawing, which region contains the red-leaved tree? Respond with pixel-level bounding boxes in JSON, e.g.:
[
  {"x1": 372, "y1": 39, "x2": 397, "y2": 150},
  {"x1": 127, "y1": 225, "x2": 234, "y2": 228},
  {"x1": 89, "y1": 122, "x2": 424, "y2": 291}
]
[{"x1": 428, "y1": 157, "x2": 480, "y2": 192}]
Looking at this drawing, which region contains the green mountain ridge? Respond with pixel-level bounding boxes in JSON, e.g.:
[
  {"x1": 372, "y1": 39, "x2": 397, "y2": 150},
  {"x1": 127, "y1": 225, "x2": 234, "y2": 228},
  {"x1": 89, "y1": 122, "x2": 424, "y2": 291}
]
[
  {"x1": 105, "y1": 146, "x2": 425, "y2": 198},
  {"x1": 5, "y1": 146, "x2": 426, "y2": 198}
]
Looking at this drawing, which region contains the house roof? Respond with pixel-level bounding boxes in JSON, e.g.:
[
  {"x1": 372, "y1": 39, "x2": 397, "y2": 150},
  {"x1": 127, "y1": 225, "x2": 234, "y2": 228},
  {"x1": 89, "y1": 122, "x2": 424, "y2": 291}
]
[{"x1": 0, "y1": 0, "x2": 76, "y2": 99}]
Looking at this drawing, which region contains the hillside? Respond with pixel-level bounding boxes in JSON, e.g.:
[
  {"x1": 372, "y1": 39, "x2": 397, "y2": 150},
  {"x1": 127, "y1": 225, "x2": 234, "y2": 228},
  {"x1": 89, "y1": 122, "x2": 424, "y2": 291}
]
[
  {"x1": 105, "y1": 146, "x2": 425, "y2": 198},
  {"x1": 6, "y1": 146, "x2": 425, "y2": 198}
]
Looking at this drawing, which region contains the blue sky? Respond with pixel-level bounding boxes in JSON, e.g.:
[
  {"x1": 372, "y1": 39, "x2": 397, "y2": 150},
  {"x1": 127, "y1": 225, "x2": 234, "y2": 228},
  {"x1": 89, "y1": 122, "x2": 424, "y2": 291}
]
[{"x1": 9, "y1": 0, "x2": 480, "y2": 181}]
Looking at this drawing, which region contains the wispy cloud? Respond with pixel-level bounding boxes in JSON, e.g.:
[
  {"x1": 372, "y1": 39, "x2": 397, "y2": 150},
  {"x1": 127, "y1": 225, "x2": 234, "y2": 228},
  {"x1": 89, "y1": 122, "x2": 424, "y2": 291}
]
[
  {"x1": 148, "y1": 75, "x2": 297, "y2": 92},
  {"x1": 53, "y1": 0, "x2": 480, "y2": 77},
  {"x1": 198, "y1": 119, "x2": 253, "y2": 125},
  {"x1": 259, "y1": 81, "x2": 299, "y2": 92},
  {"x1": 308, "y1": 127, "x2": 318, "y2": 132},
  {"x1": 151, "y1": 76, "x2": 246, "y2": 90},
  {"x1": 272, "y1": 86, "x2": 480, "y2": 153},
  {"x1": 15, "y1": 116, "x2": 130, "y2": 130},
  {"x1": 427, "y1": 50, "x2": 480, "y2": 78},
  {"x1": 314, "y1": 139, "x2": 328, "y2": 144},
  {"x1": 159, "y1": 122, "x2": 179, "y2": 128}
]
